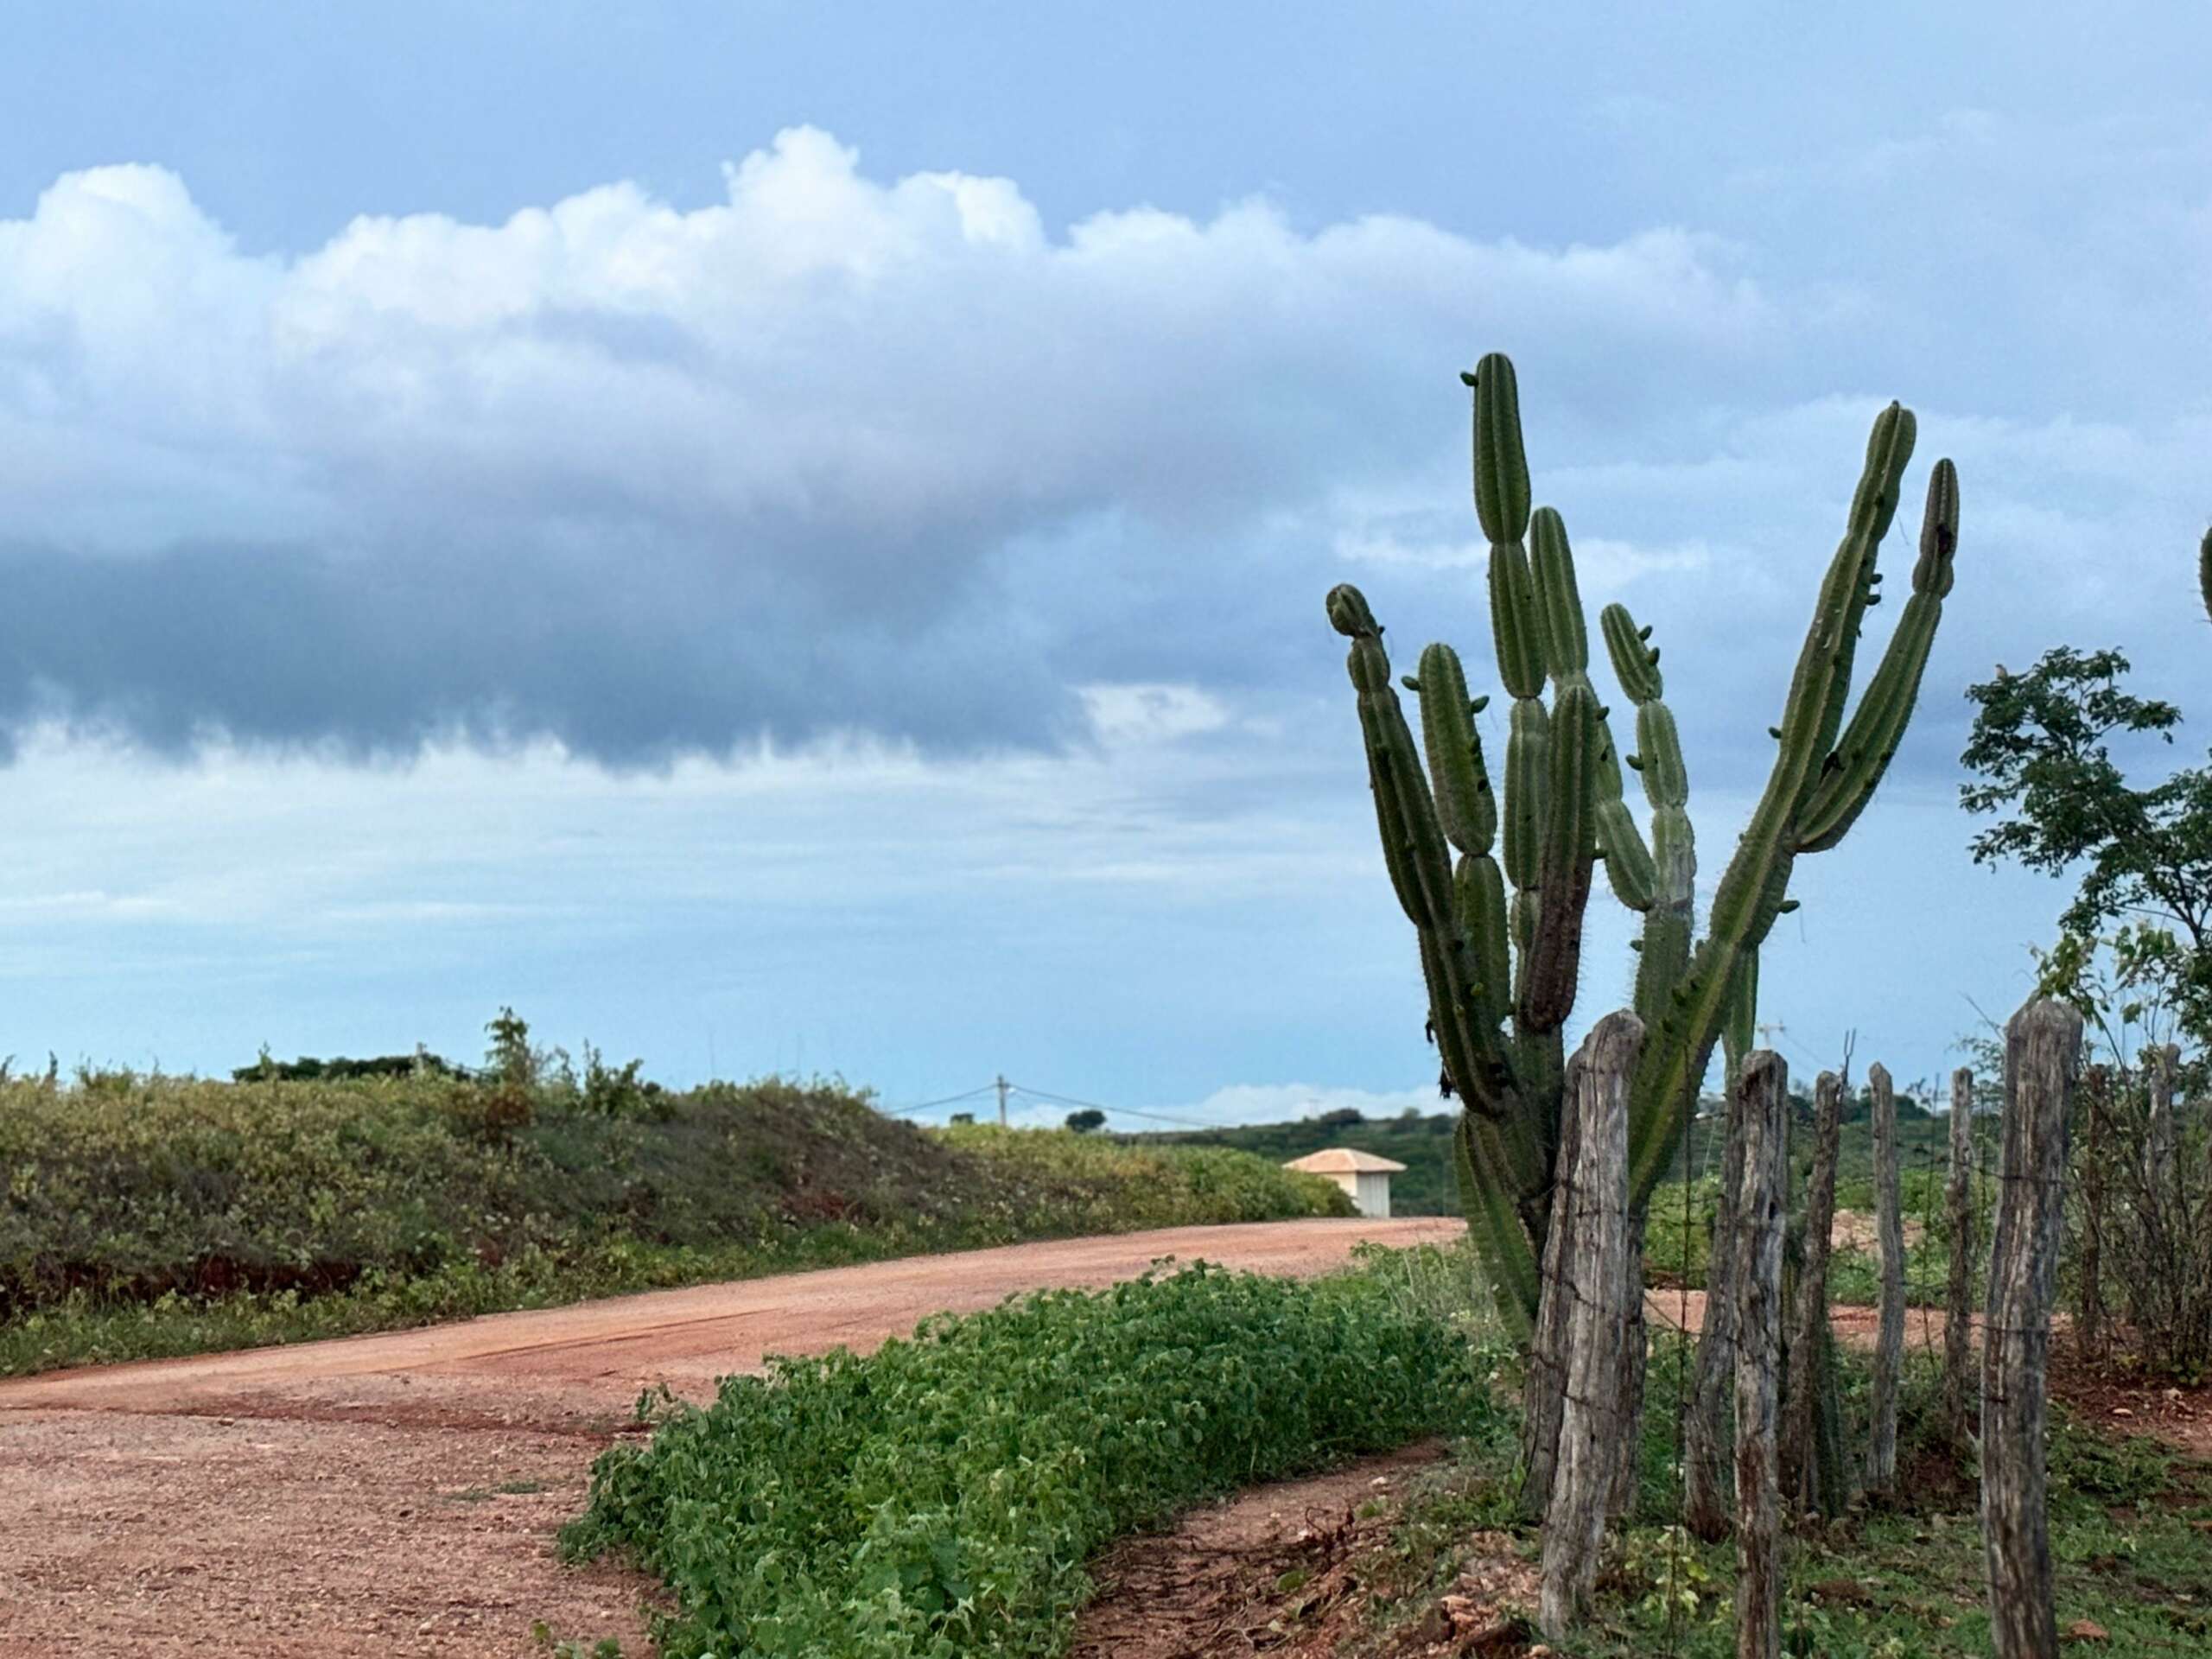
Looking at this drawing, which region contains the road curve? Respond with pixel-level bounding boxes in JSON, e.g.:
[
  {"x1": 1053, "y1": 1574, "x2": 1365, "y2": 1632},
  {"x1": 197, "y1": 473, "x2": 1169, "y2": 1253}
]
[{"x1": 0, "y1": 1216, "x2": 1459, "y2": 1657}]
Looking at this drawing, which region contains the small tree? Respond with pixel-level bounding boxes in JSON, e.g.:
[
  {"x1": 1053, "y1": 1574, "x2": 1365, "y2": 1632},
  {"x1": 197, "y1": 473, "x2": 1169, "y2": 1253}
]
[
  {"x1": 1961, "y1": 648, "x2": 2212, "y2": 1043},
  {"x1": 1065, "y1": 1109, "x2": 1107, "y2": 1134}
]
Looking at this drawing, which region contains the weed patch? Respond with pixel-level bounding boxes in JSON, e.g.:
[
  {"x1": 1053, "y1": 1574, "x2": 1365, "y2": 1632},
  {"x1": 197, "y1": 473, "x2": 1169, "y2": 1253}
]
[{"x1": 562, "y1": 1259, "x2": 1498, "y2": 1659}]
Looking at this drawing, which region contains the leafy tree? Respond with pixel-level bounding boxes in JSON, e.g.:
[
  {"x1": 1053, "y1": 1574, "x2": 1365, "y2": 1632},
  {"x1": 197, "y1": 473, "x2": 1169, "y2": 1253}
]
[
  {"x1": 1064, "y1": 1109, "x2": 1107, "y2": 1134},
  {"x1": 1961, "y1": 646, "x2": 2212, "y2": 1041}
]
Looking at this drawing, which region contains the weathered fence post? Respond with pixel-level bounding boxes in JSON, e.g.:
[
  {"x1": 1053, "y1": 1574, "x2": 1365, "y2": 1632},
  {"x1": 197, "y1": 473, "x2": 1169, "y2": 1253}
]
[
  {"x1": 1783, "y1": 1069, "x2": 1843, "y2": 1511},
  {"x1": 1944, "y1": 1065, "x2": 1978, "y2": 1446},
  {"x1": 1734, "y1": 1051, "x2": 1789, "y2": 1659},
  {"x1": 1540, "y1": 1012, "x2": 1643, "y2": 1642},
  {"x1": 1983, "y1": 996, "x2": 2082, "y2": 1659},
  {"x1": 1868, "y1": 1062, "x2": 1904, "y2": 1495},
  {"x1": 1520, "y1": 1090, "x2": 1581, "y2": 1516},
  {"x1": 1683, "y1": 1086, "x2": 1748, "y2": 1541}
]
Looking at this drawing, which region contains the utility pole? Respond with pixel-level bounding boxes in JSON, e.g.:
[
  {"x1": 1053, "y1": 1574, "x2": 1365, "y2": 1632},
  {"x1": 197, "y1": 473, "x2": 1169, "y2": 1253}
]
[{"x1": 996, "y1": 1074, "x2": 1009, "y2": 1128}]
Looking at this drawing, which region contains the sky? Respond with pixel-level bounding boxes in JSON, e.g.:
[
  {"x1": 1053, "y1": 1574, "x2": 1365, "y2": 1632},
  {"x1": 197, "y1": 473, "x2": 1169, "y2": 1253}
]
[{"x1": 0, "y1": 3, "x2": 2208, "y2": 1125}]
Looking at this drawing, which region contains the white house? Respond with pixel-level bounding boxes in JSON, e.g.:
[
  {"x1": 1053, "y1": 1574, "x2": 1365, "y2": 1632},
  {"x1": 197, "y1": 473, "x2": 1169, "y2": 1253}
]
[{"x1": 1282, "y1": 1147, "x2": 1407, "y2": 1217}]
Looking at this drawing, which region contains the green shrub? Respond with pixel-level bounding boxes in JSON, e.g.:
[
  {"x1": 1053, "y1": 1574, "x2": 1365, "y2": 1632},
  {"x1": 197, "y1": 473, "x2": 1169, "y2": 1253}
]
[{"x1": 563, "y1": 1260, "x2": 1490, "y2": 1659}]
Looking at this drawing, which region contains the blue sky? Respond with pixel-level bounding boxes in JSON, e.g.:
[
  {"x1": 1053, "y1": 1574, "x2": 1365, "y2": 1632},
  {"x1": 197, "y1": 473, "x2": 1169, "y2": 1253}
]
[{"x1": 0, "y1": 4, "x2": 2206, "y2": 1122}]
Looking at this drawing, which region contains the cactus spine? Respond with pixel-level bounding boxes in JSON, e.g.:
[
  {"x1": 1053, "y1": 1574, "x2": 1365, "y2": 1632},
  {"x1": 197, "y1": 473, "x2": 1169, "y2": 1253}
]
[{"x1": 1328, "y1": 353, "x2": 1961, "y2": 1325}]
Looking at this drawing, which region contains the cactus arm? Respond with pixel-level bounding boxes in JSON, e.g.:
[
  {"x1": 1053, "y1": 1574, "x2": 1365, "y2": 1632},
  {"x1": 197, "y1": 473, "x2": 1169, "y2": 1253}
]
[
  {"x1": 1468, "y1": 353, "x2": 1532, "y2": 546},
  {"x1": 1807, "y1": 405, "x2": 1918, "y2": 775},
  {"x1": 1533, "y1": 512, "x2": 1653, "y2": 912},
  {"x1": 1796, "y1": 460, "x2": 1960, "y2": 852},
  {"x1": 1501, "y1": 696, "x2": 1549, "y2": 893},
  {"x1": 1415, "y1": 644, "x2": 1498, "y2": 855},
  {"x1": 1454, "y1": 1111, "x2": 1540, "y2": 1337},
  {"x1": 1594, "y1": 746, "x2": 1656, "y2": 911},
  {"x1": 1529, "y1": 507, "x2": 1591, "y2": 679},
  {"x1": 1626, "y1": 402, "x2": 1925, "y2": 1205},
  {"x1": 1518, "y1": 683, "x2": 1599, "y2": 1033},
  {"x1": 1720, "y1": 947, "x2": 1758, "y2": 1090},
  {"x1": 1456, "y1": 851, "x2": 1513, "y2": 1033},
  {"x1": 1602, "y1": 602, "x2": 1697, "y2": 1025}
]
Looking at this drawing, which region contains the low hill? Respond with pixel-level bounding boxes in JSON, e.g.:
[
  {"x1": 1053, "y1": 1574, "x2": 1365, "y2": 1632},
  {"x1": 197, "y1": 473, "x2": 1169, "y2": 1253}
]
[
  {"x1": 1126, "y1": 1109, "x2": 1459, "y2": 1215},
  {"x1": 0, "y1": 1071, "x2": 1346, "y2": 1376}
]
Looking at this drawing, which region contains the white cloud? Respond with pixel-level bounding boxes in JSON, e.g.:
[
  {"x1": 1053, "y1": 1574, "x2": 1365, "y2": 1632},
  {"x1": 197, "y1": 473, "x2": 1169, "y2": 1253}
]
[{"x1": 0, "y1": 128, "x2": 1779, "y2": 760}]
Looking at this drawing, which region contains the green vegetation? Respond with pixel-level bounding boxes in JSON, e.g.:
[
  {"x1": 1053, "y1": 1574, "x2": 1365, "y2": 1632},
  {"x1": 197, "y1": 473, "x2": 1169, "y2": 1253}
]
[
  {"x1": 0, "y1": 1059, "x2": 1346, "y2": 1376},
  {"x1": 1351, "y1": 1360, "x2": 2209, "y2": 1656},
  {"x1": 1250, "y1": 1251, "x2": 2212, "y2": 1659},
  {"x1": 1327, "y1": 350, "x2": 1960, "y2": 1329},
  {"x1": 1962, "y1": 644, "x2": 2212, "y2": 1046},
  {"x1": 562, "y1": 1255, "x2": 1500, "y2": 1659}
]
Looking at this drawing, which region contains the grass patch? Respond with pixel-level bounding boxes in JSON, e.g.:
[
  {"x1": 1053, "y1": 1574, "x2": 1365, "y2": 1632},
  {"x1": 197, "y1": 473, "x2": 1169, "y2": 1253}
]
[
  {"x1": 560, "y1": 1255, "x2": 1504, "y2": 1659},
  {"x1": 0, "y1": 1071, "x2": 1346, "y2": 1376}
]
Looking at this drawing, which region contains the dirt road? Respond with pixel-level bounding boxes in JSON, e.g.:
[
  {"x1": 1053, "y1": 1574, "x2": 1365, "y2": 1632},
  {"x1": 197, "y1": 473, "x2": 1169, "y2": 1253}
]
[{"x1": 0, "y1": 1217, "x2": 1458, "y2": 1657}]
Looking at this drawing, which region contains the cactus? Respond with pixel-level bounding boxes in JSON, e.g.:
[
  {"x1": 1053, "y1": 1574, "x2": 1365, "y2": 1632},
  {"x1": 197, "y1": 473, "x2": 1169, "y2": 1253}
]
[{"x1": 1327, "y1": 353, "x2": 1960, "y2": 1330}]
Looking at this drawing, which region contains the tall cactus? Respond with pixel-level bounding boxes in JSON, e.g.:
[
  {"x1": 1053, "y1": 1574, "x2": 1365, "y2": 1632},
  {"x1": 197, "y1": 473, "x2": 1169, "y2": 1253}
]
[{"x1": 1328, "y1": 353, "x2": 1961, "y2": 1329}]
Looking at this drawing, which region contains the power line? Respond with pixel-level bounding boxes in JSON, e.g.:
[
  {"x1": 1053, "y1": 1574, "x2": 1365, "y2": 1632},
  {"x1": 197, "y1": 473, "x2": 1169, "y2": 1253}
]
[
  {"x1": 879, "y1": 1084, "x2": 999, "y2": 1117},
  {"x1": 878, "y1": 1077, "x2": 1223, "y2": 1132},
  {"x1": 1007, "y1": 1081, "x2": 1219, "y2": 1130}
]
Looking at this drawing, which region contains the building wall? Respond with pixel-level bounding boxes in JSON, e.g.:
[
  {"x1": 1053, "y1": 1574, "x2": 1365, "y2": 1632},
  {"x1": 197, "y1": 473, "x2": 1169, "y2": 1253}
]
[{"x1": 1353, "y1": 1170, "x2": 1392, "y2": 1218}]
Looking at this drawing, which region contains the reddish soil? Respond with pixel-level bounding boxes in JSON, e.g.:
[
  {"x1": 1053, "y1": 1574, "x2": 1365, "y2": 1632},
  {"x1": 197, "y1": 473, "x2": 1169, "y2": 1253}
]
[
  {"x1": 0, "y1": 1217, "x2": 1457, "y2": 1658},
  {"x1": 1071, "y1": 1442, "x2": 1538, "y2": 1659}
]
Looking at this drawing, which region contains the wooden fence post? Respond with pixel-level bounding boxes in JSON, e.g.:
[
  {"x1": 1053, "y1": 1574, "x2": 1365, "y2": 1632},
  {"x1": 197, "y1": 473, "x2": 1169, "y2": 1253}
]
[
  {"x1": 1540, "y1": 1011, "x2": 1643, "y2": 1642},
  {"x1": 1783, "y1": 1070, "x2": 1843, "y2": 1511},
  {"x1": 1520, "y1": 1086, "x2": 1582, "y2": 1516},
  {"x1": 1944, "y1": 1065, "x2": 1978, "y2": 1447},
  {"x1": 1983, "y1": 996, "x2": 2082, "y2": 1659},
  {"x1": 1868, "y1": 1062, "x2": 1904, "y2": 1495},
  {"x1": 1733, "y1": 1051, "x2": 1789, "y2": 1659},
  {"x1": 1683, "y1": 1077, "x2": 1749, "y2": 1541}
]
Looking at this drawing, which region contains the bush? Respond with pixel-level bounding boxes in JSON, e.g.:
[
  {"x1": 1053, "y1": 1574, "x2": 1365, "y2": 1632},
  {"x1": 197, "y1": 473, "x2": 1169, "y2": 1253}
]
[{"x1": 563, "y1": 1260, "x2": 1491, "y2": 1659}]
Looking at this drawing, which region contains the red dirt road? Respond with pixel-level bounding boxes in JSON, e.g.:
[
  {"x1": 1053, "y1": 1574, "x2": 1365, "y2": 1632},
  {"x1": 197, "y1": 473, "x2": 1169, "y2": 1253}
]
[{"x1": 0, "y1": 1217, "x2": 1458, "y2": 1657}]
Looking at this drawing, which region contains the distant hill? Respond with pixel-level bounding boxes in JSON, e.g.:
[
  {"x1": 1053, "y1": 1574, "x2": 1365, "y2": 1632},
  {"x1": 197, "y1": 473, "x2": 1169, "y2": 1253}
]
[
  {"x1": 1127, "y1": 1109, "x2": 1459, "y2": 1215},
  {"x1": 1124, "y1": 1080, "x2": 1960, "y2": 1222}
]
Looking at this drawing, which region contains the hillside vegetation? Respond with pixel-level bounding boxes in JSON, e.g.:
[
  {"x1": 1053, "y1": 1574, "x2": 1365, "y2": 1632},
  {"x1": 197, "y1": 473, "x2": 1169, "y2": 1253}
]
[{"x1": 0, "y1": 1066, "x2": 1347, "y2": 1376}]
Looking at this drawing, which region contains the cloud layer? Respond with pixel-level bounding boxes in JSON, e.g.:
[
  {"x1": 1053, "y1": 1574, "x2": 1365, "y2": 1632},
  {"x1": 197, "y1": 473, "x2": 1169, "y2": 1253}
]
[
  {"x1": 3, "y1": 120, "x2": 2206, "y2": 787},
  {"x1": 0, "y1": 130, "x2": 1779, "y2": 763}
]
